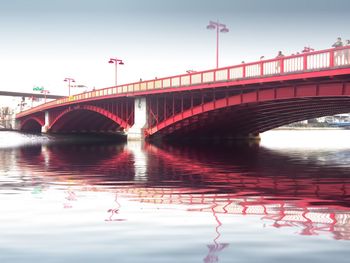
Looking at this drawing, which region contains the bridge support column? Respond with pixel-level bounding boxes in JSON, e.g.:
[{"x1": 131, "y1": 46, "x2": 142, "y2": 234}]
[
  {"x1": 41, "y1": 111, "x2": 50, "y2": 133},
  {"x1": 127, "y1": 97, "x2": 147, "y2": 141},
  {"x1": 9, "y1": 113, "x2": 18, "y2": 130}
]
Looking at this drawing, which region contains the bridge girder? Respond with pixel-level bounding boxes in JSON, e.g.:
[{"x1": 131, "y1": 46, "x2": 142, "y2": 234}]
[{"x1": 146, "y1": 81, "x2": 350, "y2": 139}]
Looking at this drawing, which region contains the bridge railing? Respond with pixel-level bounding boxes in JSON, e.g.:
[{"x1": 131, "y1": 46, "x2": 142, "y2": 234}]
[{"x1": 17, "y1": 46, "x2": 350, "y2": 117}]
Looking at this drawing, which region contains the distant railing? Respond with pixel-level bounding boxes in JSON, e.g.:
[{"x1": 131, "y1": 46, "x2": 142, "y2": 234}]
[{"x1": 17, "y1": 46, "x2": 350, "y2": 117}]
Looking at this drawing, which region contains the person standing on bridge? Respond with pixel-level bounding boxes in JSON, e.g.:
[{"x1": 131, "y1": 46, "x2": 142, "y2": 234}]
[
  {"x1": 332, "y1": 37, "x2": 343, "y2": 48},
  {"x1": 332, "y1": 37, "x2": 344, "y2": 66},
  {"x1": 276, "y1": 51, "x2": 284, "y2": 57},
  {"x1": 275, "y1": 51, "x2": 284, "y2": 73},
  {"x1": 302, "y1": 46, "x2": 314, "y2": 53}
]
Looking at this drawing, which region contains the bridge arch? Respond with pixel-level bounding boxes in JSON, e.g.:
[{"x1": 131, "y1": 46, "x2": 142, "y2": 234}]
[
  {"x1": 20, "y1": 116, "x2": 45, "y2": 132},
  {"x1": 49, "y1": 104, "x2": 131, "y2": 133},
  {"x1": 147, "y1": 82, "x2": 350, "y2": 138}
]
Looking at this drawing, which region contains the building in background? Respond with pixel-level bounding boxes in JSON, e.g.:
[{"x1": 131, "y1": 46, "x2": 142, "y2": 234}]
[{"x1": 0, "y1": 106, "x2": 15, "y2": 129}]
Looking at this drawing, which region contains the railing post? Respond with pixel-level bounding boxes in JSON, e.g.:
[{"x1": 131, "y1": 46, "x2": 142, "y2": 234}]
[
  {"x1": 303, "y1": 54, "x2": 308, "y2": 71},
  {"x1": 330, "y1": 50, "x2": 335, "y2": 67},
  {"x1": 280, "y1": 58, "x2": 284, "y2": 74}
]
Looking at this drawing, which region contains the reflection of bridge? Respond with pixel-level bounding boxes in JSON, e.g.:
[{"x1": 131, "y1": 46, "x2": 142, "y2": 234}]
[
  {"x1": 117, "y1": 187, "x2": 350, "y2": 240},
  {"x1": 145, "y1": 143, "x2": 350, "y2": 202},
  {"x1": 15, "y1": 46, "x2": 350, "y2": 140},
  {"x1": 4, "y1": 139, "x2": 350, "y2": 240}
]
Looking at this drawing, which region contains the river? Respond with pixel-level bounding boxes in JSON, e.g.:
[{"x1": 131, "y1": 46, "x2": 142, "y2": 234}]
[{"x1": 0, "y1": 130, "x2": 349, "y2": 263}]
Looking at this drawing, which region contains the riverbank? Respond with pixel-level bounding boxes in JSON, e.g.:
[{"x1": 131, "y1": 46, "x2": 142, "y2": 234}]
[
  {"x1": 274, "y1": 126, "x2": 344, "y2": 130},
  {"x1": 0, "y1": 128, "x2": 14, "y2": 131}
]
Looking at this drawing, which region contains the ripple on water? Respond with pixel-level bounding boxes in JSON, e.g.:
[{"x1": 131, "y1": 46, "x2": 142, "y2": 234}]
[{"x1": 0, "y1": 130, "x2": 350, "y2": 262}]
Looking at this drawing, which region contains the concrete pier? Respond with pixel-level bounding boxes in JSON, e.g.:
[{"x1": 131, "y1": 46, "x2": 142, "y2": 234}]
[
  {"x1": 127, "y1": 97, "x2": 147, "y2": 141},
  {"x1": 41, "y1": 111, "x2": 50, "y2": 133}
]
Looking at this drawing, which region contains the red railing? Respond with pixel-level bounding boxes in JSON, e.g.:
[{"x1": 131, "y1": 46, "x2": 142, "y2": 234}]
[{"x1": 17, "y1": 46, "x2": 350, "y2": 118}]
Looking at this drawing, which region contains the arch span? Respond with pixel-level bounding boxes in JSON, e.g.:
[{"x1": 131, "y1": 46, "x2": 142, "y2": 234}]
[
  {"x1": 20, "y1": 116, "x2": 45, "y2": 132},
  {"x1": 147, "y1": 82, "x2": 350, "y2": 138},
  {"x1": 49, "y1": 104, "x2": 131, "y2": 133}
]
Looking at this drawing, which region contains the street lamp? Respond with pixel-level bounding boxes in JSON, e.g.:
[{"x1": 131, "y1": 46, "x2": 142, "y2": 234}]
[
  {"x1": 206, "y1": 20, "x2": 229, "y2": 68},
  {"x1": 41, "y1": 89, "x2": 50, "y2": 103},
  {"x1": 108, "y1": 58, "x2": 124, "y2": 86},
  {"x1": 64, "y1": 77, "x2": 75, "y2": 96}
]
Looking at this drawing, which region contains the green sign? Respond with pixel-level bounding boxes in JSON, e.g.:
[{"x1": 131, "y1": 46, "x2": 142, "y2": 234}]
[{"x1": 33, "y1": 86, "x2": 44, "y2": 91}]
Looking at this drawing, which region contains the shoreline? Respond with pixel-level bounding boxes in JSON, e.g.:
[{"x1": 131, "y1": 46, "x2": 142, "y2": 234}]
[{"x1": 274, "y1": 127, "x2": 344, "y2": 131}]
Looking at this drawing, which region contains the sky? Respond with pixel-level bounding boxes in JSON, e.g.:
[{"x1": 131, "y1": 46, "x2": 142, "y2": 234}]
[{"x1": 0, "y1": 0, "x2": 350, "y2": 101}]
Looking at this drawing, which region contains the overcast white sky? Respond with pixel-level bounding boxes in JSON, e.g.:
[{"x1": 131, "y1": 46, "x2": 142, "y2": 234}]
[{"x1": 0, "y1": 0, "x2": 349, "y2": 101}]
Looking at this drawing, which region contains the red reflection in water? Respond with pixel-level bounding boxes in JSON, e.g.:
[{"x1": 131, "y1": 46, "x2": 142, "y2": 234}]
[
  {"x1": 117, "y1": 187, "x2": 350, "y2": 241},
  {"x1": 105, "y1": 194, "x2": 126, "y2": 222},
  {"x1": 63, "y1": 189, "x2": 77, "y2": 208},
  {"x1": 203, "y1": 206, "x2": 229, "y2": 263},
  {"x1": 9, "y1": 140, "x2": 350, "y2": 241}
]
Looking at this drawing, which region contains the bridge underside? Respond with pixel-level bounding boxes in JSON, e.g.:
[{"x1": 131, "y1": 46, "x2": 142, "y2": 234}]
[
  {"x1": 50, "y1": 109, "x2": 123, "y2": 134},
  {"x1": 150, "y1": 96, "x2": 350, "y2": 140},
  {"x1": 146, "y1": 77, "x2": 350, "y2": 140},
  {"x1": 21, "y1": 119, "x2": 42, "y2": 133}
]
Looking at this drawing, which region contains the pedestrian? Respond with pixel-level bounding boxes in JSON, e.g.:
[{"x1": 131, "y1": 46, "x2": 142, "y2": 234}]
[
  {"x1": 332, "y1": 37, "x2": 344, "y2": 66},
  {"x1": 302, "y1": 46, "x2": 314, "y2": 53},
  {"x1": 275, "y1": 51, "x2": 284, "y2": 72},
  {"x1": 332, "y1": 37, "x2": 343, "y2": 48},
  {"x1": 276, "y1": 51, "x2": 284, "y2": 57}
]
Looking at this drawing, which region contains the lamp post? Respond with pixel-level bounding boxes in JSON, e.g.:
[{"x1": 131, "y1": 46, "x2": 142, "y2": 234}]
[
  {"x1": 41, "y1": 89, "x2": 50, "y2": 103},
  {"x1": 206, "y1": 20, "x2": 229, "y2": 68},
  {"x1": 108, "y1": 58, "x2": 124, "y2": 86},
  {"x1": 64, "y1": 77, "x2": 75, "y2": 96}
]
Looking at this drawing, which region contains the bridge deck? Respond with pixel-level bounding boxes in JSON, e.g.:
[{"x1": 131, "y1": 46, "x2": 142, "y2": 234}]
[{"x1": 16, "y1": 46, "x2": 350, "y2": 118}]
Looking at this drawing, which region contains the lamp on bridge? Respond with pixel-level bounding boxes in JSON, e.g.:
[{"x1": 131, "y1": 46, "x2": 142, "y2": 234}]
[
  {"x1": 108, "y1": 58, "x2": 124, "y2": 86},
  {"x1": 206, "y1": 20, "x2": 229, "y2": 69},
  {"x1": 41, "y1": 89, "x2": 50, "y2": 103},
  {"x1": 64, "y1": 78, "x2": 75, "y2": 96}
]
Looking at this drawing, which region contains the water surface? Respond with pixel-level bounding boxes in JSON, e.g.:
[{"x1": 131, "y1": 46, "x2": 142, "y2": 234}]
[{"x1": 0, "y1": 130, "x2": 349, "y2": 263}]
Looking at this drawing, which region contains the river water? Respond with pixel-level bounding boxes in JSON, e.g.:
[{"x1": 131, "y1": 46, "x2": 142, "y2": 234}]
[{"x1": 0, "y1": 130, "x2": 349, "y2": 263}]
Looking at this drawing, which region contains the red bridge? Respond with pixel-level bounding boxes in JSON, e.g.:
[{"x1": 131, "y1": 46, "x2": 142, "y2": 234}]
[{"x1": 16, "y1": 46, "x2": 350, "y2": 140}]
